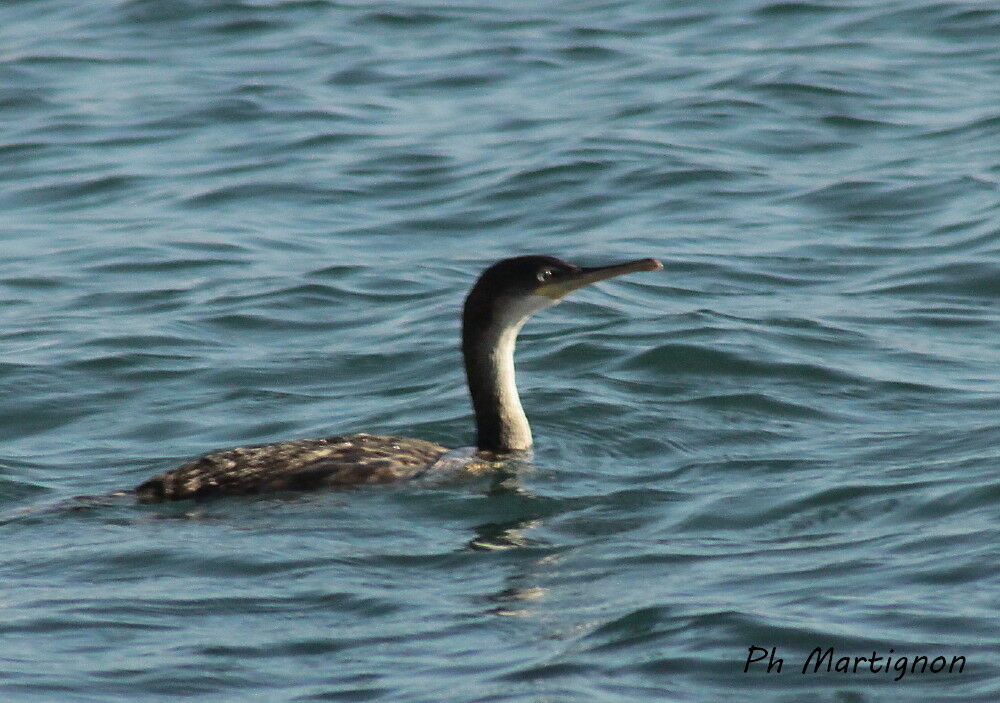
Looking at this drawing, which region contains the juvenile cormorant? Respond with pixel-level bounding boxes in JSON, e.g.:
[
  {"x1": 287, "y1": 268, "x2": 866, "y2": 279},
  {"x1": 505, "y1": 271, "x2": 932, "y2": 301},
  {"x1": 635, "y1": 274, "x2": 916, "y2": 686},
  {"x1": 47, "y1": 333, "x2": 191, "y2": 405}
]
[{"x1": 134, "y1": 255, "x2": 661, "y2": 502}]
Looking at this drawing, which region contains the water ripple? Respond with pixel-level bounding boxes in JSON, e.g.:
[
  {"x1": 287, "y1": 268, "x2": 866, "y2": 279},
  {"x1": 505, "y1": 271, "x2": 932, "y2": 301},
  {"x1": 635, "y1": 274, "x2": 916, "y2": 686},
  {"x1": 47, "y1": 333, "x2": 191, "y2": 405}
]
[{"x1": 2, "y1": 0, "x2": 998, "y2": 701}]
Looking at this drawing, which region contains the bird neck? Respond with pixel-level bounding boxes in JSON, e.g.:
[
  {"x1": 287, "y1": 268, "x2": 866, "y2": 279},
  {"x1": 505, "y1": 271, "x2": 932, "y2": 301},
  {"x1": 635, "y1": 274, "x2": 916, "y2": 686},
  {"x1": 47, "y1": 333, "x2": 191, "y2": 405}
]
[{"x1": 462, "y1": 295, "x2": 552, "y2": 452}]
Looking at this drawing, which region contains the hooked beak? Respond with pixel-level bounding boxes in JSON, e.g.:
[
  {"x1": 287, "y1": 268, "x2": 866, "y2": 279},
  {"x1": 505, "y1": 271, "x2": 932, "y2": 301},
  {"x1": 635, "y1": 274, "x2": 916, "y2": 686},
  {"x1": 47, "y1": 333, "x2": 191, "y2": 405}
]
[{"x1": 536, "y1": 258, "x2": 662, "y2": 299}]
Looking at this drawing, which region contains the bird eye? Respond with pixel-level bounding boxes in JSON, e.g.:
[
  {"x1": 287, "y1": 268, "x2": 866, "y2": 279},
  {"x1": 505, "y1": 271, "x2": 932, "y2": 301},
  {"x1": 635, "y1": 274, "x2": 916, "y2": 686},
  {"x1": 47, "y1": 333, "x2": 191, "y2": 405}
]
[{"x1": 537, "y1": 268, "x2": 554, "y2": 283}]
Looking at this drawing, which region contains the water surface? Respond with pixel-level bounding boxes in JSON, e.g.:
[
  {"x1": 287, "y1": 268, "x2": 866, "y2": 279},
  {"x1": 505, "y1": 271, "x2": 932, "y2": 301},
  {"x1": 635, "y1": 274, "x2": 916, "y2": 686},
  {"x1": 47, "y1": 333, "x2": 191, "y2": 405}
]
[{"x1": 1, "y1": 1, "x2": 998, "y2": 701}]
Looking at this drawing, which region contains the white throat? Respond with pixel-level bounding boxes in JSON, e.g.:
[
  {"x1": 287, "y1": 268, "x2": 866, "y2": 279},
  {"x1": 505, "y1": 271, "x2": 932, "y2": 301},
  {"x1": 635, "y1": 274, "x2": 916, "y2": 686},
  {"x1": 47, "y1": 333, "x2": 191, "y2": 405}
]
[{"x1": 468, "y1": 294, "x2": 556, "y2": 451}]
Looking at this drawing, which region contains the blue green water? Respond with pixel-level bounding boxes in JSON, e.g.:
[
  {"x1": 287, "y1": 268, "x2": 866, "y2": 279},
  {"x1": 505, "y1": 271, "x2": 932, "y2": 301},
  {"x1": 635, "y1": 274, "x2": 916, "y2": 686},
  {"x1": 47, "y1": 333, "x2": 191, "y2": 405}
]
[{"x1": 1, "y1": 0, "x2": 998, "y2": 700}]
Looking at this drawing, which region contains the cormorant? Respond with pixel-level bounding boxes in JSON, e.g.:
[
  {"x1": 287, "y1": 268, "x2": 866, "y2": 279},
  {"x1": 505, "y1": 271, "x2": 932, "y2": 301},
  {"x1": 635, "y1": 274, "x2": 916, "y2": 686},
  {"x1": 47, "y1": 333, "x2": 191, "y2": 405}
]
[{"x1": 134, "y1": 255, "x2": 661, "y2": 502}]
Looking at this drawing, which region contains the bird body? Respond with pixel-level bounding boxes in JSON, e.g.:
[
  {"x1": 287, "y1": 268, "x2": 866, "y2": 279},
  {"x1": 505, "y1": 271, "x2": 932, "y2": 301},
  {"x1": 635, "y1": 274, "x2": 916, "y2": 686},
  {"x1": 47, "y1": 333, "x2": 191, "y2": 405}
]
[
  {"x1": 135, "y1": 434, "x2": 448, "y2": 502},
  {"x1": 134, "y1": 255, "x2": 660, "y2": 502}
]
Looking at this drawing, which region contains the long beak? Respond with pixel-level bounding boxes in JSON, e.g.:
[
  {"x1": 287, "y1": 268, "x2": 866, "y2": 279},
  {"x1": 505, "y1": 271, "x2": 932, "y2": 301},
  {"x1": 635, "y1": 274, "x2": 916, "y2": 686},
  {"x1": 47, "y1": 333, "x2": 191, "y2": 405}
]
[{"x1": 536, "y1": 258, "x2": 662, "y2": 299}]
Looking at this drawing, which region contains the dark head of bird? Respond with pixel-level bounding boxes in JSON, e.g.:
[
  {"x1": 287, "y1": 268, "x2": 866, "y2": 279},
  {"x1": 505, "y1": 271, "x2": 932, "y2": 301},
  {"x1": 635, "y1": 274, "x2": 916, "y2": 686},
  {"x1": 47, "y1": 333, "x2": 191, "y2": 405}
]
[{"x1": 461, "y1": 255, "x2": 661, "y2": 453}]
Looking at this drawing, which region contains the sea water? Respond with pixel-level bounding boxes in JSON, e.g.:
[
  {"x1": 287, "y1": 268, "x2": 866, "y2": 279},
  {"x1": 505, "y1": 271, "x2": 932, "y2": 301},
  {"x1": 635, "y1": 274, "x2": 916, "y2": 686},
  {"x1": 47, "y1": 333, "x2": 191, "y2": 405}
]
[{"x1": 1, "y1": 1, "x2": 997, "y2": 701}]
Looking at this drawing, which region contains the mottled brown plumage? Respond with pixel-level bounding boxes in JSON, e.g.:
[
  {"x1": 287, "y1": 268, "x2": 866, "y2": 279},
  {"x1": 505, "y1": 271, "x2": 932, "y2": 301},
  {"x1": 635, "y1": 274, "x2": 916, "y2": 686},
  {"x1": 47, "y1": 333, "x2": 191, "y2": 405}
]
[{"x1": 135, "y1": 433, "x2": 447, "y2": 503}]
